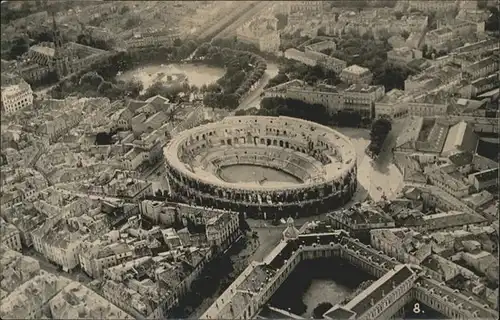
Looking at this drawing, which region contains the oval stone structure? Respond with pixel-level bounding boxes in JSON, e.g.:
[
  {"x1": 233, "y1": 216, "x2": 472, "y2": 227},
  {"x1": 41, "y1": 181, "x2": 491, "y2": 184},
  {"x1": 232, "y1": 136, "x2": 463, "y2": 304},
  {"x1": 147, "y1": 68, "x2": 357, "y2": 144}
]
[{"x1": 164, "y1": 116, "x2": 357, "y2": 219}]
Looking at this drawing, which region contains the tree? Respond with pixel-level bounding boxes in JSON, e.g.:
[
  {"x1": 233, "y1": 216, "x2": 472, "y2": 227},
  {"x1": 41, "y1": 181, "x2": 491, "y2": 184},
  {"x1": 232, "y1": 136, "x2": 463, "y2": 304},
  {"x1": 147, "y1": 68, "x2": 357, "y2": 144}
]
[
  {"x1": 119, "y1": 5, "x2": 130, "y2": 14},
  {"x1": 79, "y1": 71, "x2": 104, "y2": 87},
  {"x1": 373, "y1": 64, "x2": 413, "y2": 91},
  {"x1": 125, "y1": 16, "x2": 141, "y2": 29},
  {"x1": 173, "y1": 38, "x2": 182, "y2": 47},
  {"x1": 259, "y1": 97, "x2": 331, "y2": 125},
  {"x1": 8, "y1": 37, "x2": 29, "y2": 59},
  {"x1": 122, "y1": 79, "x2": 143, "y2": 98},
  {"x1": 275, "y1": 13, "x2": 288, "y2": 30},
  {"x1": 265, "y1": 72, "x2": 289, "y2": 89},
  {"x1": 95, "y1": 132, "x2": 114, "y2": 145},
  {"x1": 368, "y1": 118, "x2": 392, "y2": 156},
  {"x1": 313, "y1": 302, "x2": 333, "y2": 319},
  {"x1": 485, "y1": 7, "x2": 499, "y2": 31},
  {"x1": 238, "y1": 212, "x2": 251, "y2": 232}
]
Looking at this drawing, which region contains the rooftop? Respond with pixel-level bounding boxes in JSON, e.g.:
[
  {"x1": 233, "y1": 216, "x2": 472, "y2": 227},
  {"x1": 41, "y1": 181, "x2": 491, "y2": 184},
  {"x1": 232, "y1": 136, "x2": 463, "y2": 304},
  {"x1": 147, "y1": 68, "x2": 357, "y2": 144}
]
[
  {"x1": 0, "y1": 270, "x2": 71, "y2": 320},
  {"x1": 329, "y1": 204, "x2": 394, "y2": 228},
  {"x1": 49, "y1": 281, "x2": 133, "y2": 319},
  {"x1": 345, "y1": 84, "x2": 383, "y2": 94},
  {"x1": 342, "y1": 65, "x2": 371, "y2": 76},
  {"x1": 0, "y1": 246, "x2": 41, "y2": 294},
  {"x1": 448, "y1": 151, "x2": 474, "y2": 167},
  {"x1": 471, "y1": 167, "x2": 498, "y2": 182},
  {"x1": 345, "y1": 265, "x2": 415, "y2": 316}
]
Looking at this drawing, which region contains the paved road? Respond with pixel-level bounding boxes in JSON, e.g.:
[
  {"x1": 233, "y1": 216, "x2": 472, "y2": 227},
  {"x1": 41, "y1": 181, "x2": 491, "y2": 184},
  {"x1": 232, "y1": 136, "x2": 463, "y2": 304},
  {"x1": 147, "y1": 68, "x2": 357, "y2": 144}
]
[
  {"x1": 212, "y1": 1, "x2": 270, "y2": 41},
  {"x1": 56, "y1": 186, "x2": 130, "y2": 203},
  {"x1": 195, "y1": 2, "x2": 257, "y2": 41},
  {"x1": 24, "y1": 248, "x2": 93, "y2": 284},
  {"x1": 235, "y1": 62, "x2": 279, "y2": 112}
]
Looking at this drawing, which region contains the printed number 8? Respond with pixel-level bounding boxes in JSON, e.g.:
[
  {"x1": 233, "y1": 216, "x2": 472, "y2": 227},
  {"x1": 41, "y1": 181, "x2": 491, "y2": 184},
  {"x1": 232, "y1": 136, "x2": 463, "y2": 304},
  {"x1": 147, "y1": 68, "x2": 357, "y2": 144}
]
[{"x1": 413, "y1": 303, "x2": 421, "y2": 314}]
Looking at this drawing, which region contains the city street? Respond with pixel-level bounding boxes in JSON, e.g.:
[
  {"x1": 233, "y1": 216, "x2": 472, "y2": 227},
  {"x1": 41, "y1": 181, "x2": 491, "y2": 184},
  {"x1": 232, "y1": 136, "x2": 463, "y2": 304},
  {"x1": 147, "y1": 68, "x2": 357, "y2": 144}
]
[
  {"x1": 336, "y1": 126, "x2": 404, "y2": 202},
  {"x1": 235, "y1": 62, "x2": 279, "y2": 112},
  {"x1": 23, "y1": 248, "x2": 93, "y2": 284}
]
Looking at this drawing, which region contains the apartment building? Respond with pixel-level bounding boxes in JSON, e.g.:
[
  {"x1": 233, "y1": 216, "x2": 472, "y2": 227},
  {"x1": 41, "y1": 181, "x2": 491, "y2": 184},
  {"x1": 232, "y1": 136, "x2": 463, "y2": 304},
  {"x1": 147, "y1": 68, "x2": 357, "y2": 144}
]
[
  {"x1": 287, "y1": 1, "x2": 323, "y2": 15},
  {"x1": 264, "y1": 80, "x2": 344, "y2": 115},
  {"x1": 236, "y1": 16, "x2": 281, "y2": 53},
  {"x1": 0, "y1": 218, "x2": 22, "y2": 251},
  {"x1": 125, "y1": 30, "x2": 178, "y2": 49},
  {"x1": 79, "y1": 239, "x2": 135, "y2": 278},
  {"x1": 340, "y1": 65, "x2": 373, "y2": 85},
  {"x1": 375, "y1": 101, "x2": 448, "y2": 119},
  {"x1": 468, "y1": 168, "x2": 499, "y2": 191},
  {"x1": 425, "y1": 166, "x2": 471, "y2": 198},
  {"x1": 425, "y1": 27, "x2": 454, "y2": 50},
  {"x1": 463, "y1": 57, "x2": 498, "y2": 81},
  {"x1": 387, "y1": 47, "x2": 423, "y2": 67},
  {"x1": 407, "y1": 0, "x2": 458, "y2": 13},
  {"x1": 1, "y1": 80, "x2": 33, "y2": 115},
  {"x1": 343, "y1": 84, "x2": 385, "y2": 118},
  {"x1": 284, "y1": 48, "x2": 317, "y2": 66}
]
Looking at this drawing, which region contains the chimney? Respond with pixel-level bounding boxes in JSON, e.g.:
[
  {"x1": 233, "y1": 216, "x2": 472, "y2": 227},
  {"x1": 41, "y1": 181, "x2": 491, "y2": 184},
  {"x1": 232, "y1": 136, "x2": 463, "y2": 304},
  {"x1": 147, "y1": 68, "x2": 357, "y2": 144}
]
[
  {"x1": 392, "y1": 281, "x2": 396, "y2": 289},
  {"x1": 370, "y1": 298, "x2": 375, "y2": 306}
]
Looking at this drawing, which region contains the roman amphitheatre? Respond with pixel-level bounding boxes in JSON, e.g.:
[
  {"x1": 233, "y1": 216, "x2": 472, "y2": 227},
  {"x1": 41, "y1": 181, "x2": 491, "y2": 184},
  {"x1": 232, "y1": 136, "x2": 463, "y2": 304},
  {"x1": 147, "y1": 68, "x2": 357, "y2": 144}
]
[{"x1": 164, "y1": 116, "x2": 358, "y2": 219}]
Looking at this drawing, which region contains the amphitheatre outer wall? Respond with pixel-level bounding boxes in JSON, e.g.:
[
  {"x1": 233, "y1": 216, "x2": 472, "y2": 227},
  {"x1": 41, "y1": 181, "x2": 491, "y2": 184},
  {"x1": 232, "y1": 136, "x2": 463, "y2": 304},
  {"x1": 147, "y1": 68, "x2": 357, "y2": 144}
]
[{"x1": 164, "y1": 116, "x2": 358, "y2": 219}]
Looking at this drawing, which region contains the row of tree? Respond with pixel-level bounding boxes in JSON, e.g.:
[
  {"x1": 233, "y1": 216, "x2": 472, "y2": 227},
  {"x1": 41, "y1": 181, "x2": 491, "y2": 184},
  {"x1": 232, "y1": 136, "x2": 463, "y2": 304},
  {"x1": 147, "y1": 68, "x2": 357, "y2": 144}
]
[
  {"x1": 258, "y1": 97, "x2": 372, "y2": 128},
  {"x1": 49, "y1": 70, "x2": 143, "y2": 101},
  {"x1": 266, "y1": 33, "x2": 413, "y2": 92},
  {"x1": 48, "y1": 37, "x2": 199, "y2": 99},
  {"x1": 195, "y1": 43, "x2": 267, "y2": 110},
  {"x1": 368, "y1": 118, "x2": 392, "y2": 157},
  {"x1": 266, "y1": 61, "x2": 342, "y2": 89}
]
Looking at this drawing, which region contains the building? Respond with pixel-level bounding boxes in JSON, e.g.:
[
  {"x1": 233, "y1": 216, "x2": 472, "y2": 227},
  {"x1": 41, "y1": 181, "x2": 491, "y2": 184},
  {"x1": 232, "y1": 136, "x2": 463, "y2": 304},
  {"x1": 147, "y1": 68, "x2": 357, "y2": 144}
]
[
  {"x1": 340, "y1": 65, "x2": 373, "y2": 85},
  {"x1": 236, "y1": 16, "x2": 281, "y2": 53},
  {"x1": 459, "y1": 74, "x2": 499, "y2": 99},
  {"x1": 284, "y1": 48, "x2": 317, "y2": 66},
  {"x1": 31, "y1": 213, "x2": 108, "y2": 272},
  {"x1": 102, "y1": 247, "x2": 212, "y2": 319},
  {"x1": 387, "y1": 47, "x2": 423, "y2": 67},
  {"x1": 139, "y1": 200, "x2": 176, "y2": 225},
  {"x1": 463, "y1": 56, "x2": 498, "y2": 81},
  {"x1": 304, "y1": 40, "x2": 336, "y2": 54},
  {"x1": 1, "y1": 79, "x2": 33, "y2": 115},
  {"x1": 287, "y1": 1, "x2": 323, "y2": 15},
  {"x1": 201, "y1": 225, "x2": 498, "y2": 320},
  {"x1": 7, "y1": 14, "x2": 109, "y2": 83},
  {"x1": 441, "y1": 121, "x2": 478, "y2": 156},
  {"x1": 452, "y1": 38, "x2": 499, "y2": 56},
  {"x1": 49, "y1": 281, "x2": 133, "y2": 319},
  {"x1": 424, "y1": 27, "x2": 454, "y2": 50},
  {"x1": 328, "y1": 203, "x2": 395, "y2": 239},
  {"x1": 264, "y1": 80, "x2": 344, "y2": 115},
  {"x1": 370, "y1": 228, "x2": 432, "y2": 265},
  {"x1": 85, "y1": 177, "x2": 153, "y2": 201},
  {"x1": 407, "y1": 0, "x2": 458, "y2": 13},
  {"x1": 205, "y1": 209, "x2": 240, "y2": 251},
  {"x1": 424, "y1": 166, "x2": 471, "y2": 198},
  {"x1": 0, "y1": 218, "x2": 22, "y2": 251},
  {"x1": 0, "y1": 203, "x2": 47, "y2": 248},
  {"x1": 468, "y1": 168, "x2": 498, "y2": 191},
  {"x1": 79, "y1": 238, "x2": 135, "y2": 278},
  {"x1": 0, "y1": 245, "x2": 41, "y2": 297},
  {"x1": 463, "y1": 190, "x2": 495, "y2": 210},
  {"x1": 125, "y1": 29, "x2": 179, "y2": 49},
  {"x1": 343, "y1": 84, "x2": 385, "y2": 118},
  {"x1": 0, "y1": 270, "x2": 72, "y2": 319},
  {"x1": 305, "y1": 50, "x2": 347, "y2": 73}
]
